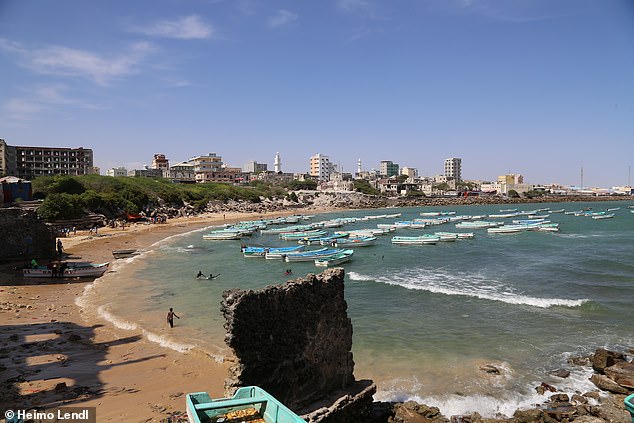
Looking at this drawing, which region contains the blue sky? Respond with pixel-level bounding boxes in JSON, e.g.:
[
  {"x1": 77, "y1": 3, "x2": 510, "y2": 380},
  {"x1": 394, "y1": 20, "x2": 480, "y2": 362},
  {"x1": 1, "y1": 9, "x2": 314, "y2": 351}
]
[{"x1": 1, "y1": 0, "x2": 633, "y2": 187}]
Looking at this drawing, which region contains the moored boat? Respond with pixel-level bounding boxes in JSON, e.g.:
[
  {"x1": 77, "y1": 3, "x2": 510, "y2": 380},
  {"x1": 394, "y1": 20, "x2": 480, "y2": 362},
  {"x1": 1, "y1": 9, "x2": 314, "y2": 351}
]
[
  {"x1": 333, "y1": 236, "x2": 377, "y2": 247},
  {"x1": 391, "y1": 235, "x2": 440, "y2": 245},
  {"x1": 315, "y1": 249, "x2": 354, "y2": 267},
  {"x1": 242, "y1": 246, "x2": 304, "y2": 258},
  {"x1": 23, "y1": 262, "x2": 110, "y2": 278},
  {"x1": 592, "y1": 213, "x2": 615, "y2": 220},
  {"x1": 112, "y1": 248, "x2": 140, "y2": 259},
  {"x1": 284, "y1": 248, "x2": 343, "y2": 262}
]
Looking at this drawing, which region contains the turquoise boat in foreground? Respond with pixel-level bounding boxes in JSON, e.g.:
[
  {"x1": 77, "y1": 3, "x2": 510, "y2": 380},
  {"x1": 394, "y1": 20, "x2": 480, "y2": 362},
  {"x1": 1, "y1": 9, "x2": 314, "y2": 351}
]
[
  {"x1": 625, "y1": 393, "x2": 634, "y2": 422},
  {"x1": 186, "y1": 386, "x2": 306, "y2": 423}
]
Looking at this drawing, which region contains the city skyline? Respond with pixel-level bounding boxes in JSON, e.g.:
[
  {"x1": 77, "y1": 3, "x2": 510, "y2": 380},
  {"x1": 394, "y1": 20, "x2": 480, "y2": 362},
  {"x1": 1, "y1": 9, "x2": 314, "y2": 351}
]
[{"x1": 1, "y1": 1, "x2": 633, "y2": 187}]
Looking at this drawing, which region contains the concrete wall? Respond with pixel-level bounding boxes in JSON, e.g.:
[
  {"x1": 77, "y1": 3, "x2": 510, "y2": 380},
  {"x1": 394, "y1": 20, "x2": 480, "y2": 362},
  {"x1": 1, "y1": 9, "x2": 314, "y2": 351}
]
[{"x1": 0, "y1": 208, "x2": 56, "y2": 262}]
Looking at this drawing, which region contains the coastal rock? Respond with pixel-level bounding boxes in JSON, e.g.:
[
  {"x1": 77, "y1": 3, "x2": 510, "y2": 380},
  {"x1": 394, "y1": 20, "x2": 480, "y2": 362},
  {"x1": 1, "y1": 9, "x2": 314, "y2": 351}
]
[
  {"x1": 603, "y1": 361, "x2": 634, "y2": 389},
  {"x1": 586, "y1": 394, "x2": 631, "y2": 422},
  {"x1": 391, "y1": 401, "x2": 448, "y2": 423},
  {"x1": 222, "y1": 268, "x2": 373, "y2": 421},
  {"x1": 548, "y1": 369, "x2": 571, "y2": 379},
  {"x1": 591, "y1": 348, "x2": 625, "y2": 374},
  {"x1": 589, "y1": 374, "x2": 629, "y2": 394}
]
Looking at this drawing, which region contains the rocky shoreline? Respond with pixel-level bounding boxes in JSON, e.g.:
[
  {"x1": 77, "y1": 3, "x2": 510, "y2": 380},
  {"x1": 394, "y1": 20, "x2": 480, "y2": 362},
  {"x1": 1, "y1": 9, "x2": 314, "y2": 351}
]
[{"x1": 373, "y1": 347, "x2": 633, "y2": 422}]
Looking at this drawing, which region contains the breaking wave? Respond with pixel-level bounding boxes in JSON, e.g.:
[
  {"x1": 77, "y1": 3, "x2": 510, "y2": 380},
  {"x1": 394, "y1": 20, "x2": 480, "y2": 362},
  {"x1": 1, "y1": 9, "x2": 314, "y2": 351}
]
[{"x1": 348, "y1": 269, "x2": 588, "y2": 308}]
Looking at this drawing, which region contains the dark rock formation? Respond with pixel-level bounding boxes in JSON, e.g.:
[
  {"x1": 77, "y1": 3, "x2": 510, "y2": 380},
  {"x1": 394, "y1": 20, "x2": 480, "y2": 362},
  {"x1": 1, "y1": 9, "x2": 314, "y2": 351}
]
[
  {"x1": 591, "y1": 348, "x2": 626, "y2": 374},
  {"x1": 0, "y1": 208, "x2": 55, "y2": 262},
  {"x1": 221, "y1": 268, "x2": 374, "y2": 421}
]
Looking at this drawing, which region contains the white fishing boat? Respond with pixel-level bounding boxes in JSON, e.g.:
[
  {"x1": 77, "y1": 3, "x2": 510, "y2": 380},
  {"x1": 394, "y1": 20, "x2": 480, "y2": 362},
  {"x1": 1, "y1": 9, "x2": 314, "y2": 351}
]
[
  {"x1": 23, "y1": 262, "x2": 110, "y2": 278},
  {"x1": 592, "y1": 213, "x2": 615, "y2": 220},
  {"x1": 435, "y1": 231, "x2": 475, "y2": 239},
  {"x1": 203, "y1": 231, "x2": 246, "y2": 240},
  {"x1": 607, "y1": 207, "x2": 620, "y2": 211},
  {"x1": 487, "y1": 224, "x2": 532, "y2": 234},
  {"x1": 455, "y1": 221, "x2": 501, "y2": 229},
  {"x1": 391, "y1": 235, "x2": 440, "y2": 245},
  {"x1": 550, "y1": 209, "x2": 565, "y2": 213},
  {"x1": 314, "y1": 249, "x2": 354, "y2": 267},
  {"x1": 488, "y1": 212, "x2": 520, "y2": 218},
  {"x1": 333, "y1": 236, "x2": 377, "y2": 247}
]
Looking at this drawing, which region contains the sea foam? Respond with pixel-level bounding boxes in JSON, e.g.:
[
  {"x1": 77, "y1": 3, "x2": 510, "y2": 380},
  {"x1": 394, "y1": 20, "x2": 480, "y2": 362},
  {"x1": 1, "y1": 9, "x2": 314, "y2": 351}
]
[{"x1": 349, "y1": 269, "x2": 588, "y2": 308}]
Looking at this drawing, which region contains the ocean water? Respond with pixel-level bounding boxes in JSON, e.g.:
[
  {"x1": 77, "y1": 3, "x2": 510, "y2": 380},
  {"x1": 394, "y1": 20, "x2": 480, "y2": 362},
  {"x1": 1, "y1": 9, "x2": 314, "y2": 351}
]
[{"x1": 79, "y1": 200, "x2": 634, "y2": 417}]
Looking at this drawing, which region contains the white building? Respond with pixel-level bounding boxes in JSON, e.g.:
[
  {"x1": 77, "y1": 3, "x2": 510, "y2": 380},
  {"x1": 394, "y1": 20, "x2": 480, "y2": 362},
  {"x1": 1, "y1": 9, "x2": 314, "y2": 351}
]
[
  {"x1": 444, "y1": 157, "x2": 462, "y2": 182},
  {"x1": 106, "y1": 167, "x2": 127, "y2": 177},
  {"x1": 243, "y1": 160, "x2": 268, "y2": 173},
  {"x1": 274, "y1": 152, "x2": 282, "y2": 173},
  {"x1": 309, "y1": 153, "x2": 334, "y2": 182},
  {"x1": 401, "y1": 167, "x2": 418, "y2": 179}
]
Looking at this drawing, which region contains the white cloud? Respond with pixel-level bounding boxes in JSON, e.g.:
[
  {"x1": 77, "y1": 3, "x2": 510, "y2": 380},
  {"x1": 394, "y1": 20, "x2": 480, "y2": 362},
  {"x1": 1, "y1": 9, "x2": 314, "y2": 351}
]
[
  {"x1": 268, "y1": 9, "x2": 298, "y2": 28},
  {"x1": 134, "y1": 15, "x2": 214, "y2": 39},
  {"x1": 7, "y1": 41, "x2": 154, "y2": 86},
  {"x1": 337, "y1": 0, "x2": 371, "y2": 13},
  {"x1": 3, "y1": 84, "x2": 105, "y2": 123}
]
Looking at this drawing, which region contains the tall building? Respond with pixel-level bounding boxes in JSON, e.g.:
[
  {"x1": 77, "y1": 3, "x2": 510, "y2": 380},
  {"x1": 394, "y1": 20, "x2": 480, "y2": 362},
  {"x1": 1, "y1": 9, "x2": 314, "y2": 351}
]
[
  {"x1": 379, "y1": 160, "x2": 399, "y2": 177},
  {"x1": 357, "y1": 158, "x2": 362, "y2": 176},
  {"x1": 0, "y1": 139, "x2": 94, "y2": 179},
  {"x1": 274, "y1": 152, "x2": 281, "y2": 173},
  {"x1": 310, "y1": 153, "x2": 333, "y2": 181},
  {"x1": 444, "y1": 157, "x2": 462, "y2": 182}
]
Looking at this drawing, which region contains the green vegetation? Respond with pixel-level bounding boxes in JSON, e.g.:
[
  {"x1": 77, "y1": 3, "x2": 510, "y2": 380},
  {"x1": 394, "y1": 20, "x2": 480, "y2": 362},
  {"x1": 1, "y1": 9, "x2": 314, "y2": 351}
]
[
  {"x1": 353, "y1": 180, "x2": 381, "y2": 196},
  {"x1": 507, "y1": 189, "x2": 520, "y2": 198},
  {"x1": 33, "y1": 175, "x2": 287, "y2": 221},
  {"x1": 284, "y1": 179, "x2": 317, "y2": 191}
]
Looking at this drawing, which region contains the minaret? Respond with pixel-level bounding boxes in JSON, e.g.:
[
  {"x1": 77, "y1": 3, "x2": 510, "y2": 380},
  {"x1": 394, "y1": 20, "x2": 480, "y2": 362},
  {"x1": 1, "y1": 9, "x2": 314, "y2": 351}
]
[
  {"x1": 357, "y1": 158, "x2": 362, "y2": 175},
  {"x1": 274, "y1": 152, "x2": 281, "y2": 173}
]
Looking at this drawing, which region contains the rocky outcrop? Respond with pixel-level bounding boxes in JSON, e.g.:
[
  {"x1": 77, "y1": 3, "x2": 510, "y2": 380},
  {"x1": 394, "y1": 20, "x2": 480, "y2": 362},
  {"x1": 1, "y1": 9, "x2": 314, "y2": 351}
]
[
  {"x1": 221, "y1": 268, "x2": 374, "y2": 421},
  {"x1": 0, "y1": 208, "x2": 55, "y2": 262}
]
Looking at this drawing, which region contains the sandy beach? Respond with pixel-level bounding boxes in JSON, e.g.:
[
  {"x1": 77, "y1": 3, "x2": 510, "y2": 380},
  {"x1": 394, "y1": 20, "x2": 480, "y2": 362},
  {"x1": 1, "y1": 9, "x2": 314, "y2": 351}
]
[{"x1": 0, "y1": 210, "x2": 317, "y2": 422}]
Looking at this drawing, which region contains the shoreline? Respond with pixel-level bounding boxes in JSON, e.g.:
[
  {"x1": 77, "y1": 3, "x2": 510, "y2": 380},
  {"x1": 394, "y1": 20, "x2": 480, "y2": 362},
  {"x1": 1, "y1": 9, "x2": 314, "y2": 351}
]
[
  {"x1": 2, "y1": 198, "x2": 632, "y2": 421},
  {"x1": 0, "y1": 209, "x2": 331, "y2": 422}
]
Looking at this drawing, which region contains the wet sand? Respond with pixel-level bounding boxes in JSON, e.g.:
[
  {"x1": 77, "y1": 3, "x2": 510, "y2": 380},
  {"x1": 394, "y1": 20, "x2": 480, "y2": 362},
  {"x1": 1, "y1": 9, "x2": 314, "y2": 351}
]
[{"x1": 0, "y1": 210, "x2": 317, "y2": 422}]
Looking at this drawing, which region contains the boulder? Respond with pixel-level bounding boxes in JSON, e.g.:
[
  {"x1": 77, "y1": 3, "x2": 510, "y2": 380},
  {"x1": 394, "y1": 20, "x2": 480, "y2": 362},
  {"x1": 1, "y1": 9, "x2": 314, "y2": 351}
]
[
  {"x1": 591, "y1": 348, "x2": 625, "y2": 374},
  {"x1": 603, "y1": 361, "x2": 634, "y2": 389},
  {"x1": 548, "y1": 369, "x2": 570, "y2": 379},
  {"x1": 589, "y1": 374, "x2": 629, "y2": 394},
  {"x1": 392, "y1": 401, "x2": 448, "y2": 423}
]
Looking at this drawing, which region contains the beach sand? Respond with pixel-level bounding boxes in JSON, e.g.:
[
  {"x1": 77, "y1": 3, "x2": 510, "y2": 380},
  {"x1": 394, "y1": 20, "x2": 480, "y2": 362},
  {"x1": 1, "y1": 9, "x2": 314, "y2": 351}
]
[{"x1": 0, "y1": 210, "x2": 315, "y2": 422}]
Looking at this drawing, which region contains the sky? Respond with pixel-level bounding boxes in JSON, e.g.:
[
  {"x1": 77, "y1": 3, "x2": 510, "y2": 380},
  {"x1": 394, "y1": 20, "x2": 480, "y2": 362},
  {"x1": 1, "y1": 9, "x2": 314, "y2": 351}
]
[{"x1": 1, "y1": 0, "x2": 633, "y2": 187}]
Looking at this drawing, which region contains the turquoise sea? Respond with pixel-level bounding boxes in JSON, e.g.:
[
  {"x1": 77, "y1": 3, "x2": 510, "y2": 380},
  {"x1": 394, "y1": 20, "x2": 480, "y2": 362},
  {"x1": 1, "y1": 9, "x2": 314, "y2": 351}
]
[{"x1": 80, "y1": 200, "x2": 634, "y2": 417}]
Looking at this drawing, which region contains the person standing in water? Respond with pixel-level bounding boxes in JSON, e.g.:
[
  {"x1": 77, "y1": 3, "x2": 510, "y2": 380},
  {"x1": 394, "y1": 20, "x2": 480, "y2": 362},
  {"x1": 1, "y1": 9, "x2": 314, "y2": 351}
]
[{"x1": 167, "y1": 308, "x2": 179, "y2": 328}]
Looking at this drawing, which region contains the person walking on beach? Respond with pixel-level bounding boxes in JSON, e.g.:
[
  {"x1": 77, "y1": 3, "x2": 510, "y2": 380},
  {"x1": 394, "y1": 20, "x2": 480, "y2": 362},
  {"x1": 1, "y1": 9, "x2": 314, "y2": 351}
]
[
  {"x1": 57, "y1": 239, "x2": 63, "y2": 257},
  {"x1": 167, "y1": 308, "x2": 179, "y2": 328}
]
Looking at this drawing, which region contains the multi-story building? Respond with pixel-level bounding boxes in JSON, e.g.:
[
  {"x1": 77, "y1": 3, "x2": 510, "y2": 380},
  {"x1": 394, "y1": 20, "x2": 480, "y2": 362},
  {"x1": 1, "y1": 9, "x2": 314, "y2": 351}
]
[
  {"x1": 242, "y1": 161, "x2": 268, "y2": 173},
  {"x1": 192, "y1": 153, "x2": 223, "y2": 183},
  {"x1": 310, "y1": 153, "x2": 334, "y2": 182},
  {"x1": 379, "y1": 160, "x2": 399, "y2": 177},
  {"x1": 400, "y1": 167, "x2": 418, "y2": 179},
  {"x1": 151, "y1": 154, "x2": 170, "y2": 176},
  {"x1": 498, "y1": 174, "x2": 524, "y2": 185},
  {"x1": 106, "y1": 167, "x2": 127, "y2": 177},
  {"x1": 128, "y1": 167, "x2": 162, "y2": 178},
  {"x1": 444, "y1": 157, "x2": 462, "y2": 182},
  {"x1": 0, "y1": 139, "x2": 94, "y2": 180},
  {"x1": 168, "y1": 161, "x2": 195, "y2": 183}
]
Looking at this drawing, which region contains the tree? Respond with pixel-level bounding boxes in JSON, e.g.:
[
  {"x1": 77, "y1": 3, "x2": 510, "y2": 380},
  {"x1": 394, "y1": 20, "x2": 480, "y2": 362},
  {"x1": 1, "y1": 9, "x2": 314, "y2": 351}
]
[
  {"x1": 507, "y1": 189, "x2": 520, "y2": 198},
  {"x1": 353, "y1": 180, "x2": 380, "y2": 195}
]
